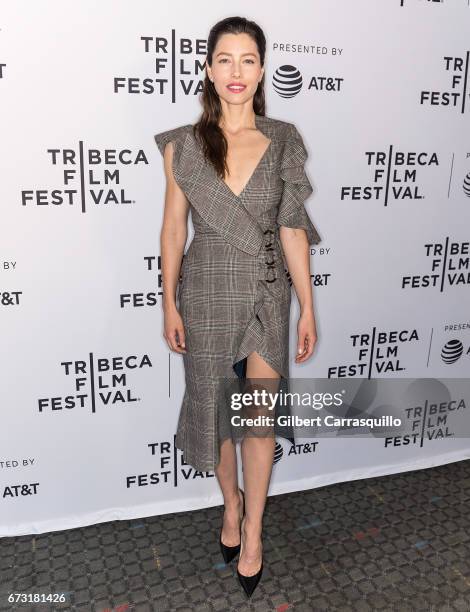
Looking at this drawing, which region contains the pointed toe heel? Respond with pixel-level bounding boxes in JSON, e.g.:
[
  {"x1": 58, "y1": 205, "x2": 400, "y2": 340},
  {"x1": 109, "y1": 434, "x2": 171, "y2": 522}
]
[
  {"x1": 237, "y1": 514, "x2": 263, "y2": 598},
  {"x1": 219, "y1": 535, "x2": 241, "y2": 564},
  {"x1": 219, "y1": 488, "x2": 245, "y2": 564},
  {"x1": 237, "y1": 561, "x2": 263, "y2": 598}
]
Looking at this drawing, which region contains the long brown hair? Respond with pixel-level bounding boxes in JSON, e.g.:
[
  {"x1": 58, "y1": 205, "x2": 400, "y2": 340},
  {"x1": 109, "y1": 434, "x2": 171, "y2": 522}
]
[{"x1": 193, "y1": 16, "x2": 267, "y2": 180}]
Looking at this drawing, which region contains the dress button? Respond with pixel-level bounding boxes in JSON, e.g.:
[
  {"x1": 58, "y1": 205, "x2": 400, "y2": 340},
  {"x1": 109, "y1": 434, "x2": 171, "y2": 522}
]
[{"x1": 262, "y1": 228, "x2": 278, "y2": 284}]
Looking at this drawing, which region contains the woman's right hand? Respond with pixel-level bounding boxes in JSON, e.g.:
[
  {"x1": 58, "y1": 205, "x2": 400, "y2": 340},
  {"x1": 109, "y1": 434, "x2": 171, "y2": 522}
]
[{"x1": 163, "y1": 305, "x2": 187, "y2": 354}]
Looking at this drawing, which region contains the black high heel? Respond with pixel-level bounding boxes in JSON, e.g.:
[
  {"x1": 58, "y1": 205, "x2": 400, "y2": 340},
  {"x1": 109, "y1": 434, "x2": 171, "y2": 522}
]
[
  {"x1": 236, "y1": 515, "x2": 263, "y2": 598},
  {"x1": 219, "y1": 487, "x2": 245, "y2": 564}
]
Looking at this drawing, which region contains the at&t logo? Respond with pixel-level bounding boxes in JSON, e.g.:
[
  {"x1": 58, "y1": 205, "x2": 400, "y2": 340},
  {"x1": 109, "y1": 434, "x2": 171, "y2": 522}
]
[{"x1": 272, "y1": 64, "x2": 344, "y2": 99}]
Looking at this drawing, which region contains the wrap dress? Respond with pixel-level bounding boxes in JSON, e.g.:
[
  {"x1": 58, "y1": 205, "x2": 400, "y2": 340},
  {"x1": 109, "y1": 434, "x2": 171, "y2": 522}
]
[{"x1": 154, "y1": 114, "x2": 321, "y2": 472}]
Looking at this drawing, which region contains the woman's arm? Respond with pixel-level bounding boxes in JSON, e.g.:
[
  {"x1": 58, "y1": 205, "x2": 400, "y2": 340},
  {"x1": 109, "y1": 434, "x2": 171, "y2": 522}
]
[
  {"x1": 279, "y1": 226, "x2": 318, "y2": 363},
  {"x1": 160, "y1": 140, "x2": 190, "y2": 352}
]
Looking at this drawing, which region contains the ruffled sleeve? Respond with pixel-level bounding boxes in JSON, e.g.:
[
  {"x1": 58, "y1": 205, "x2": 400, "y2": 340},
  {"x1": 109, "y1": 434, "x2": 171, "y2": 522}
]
[
  {"x1": 154, "y1": 124, "x2": 193, "y2": 180},
  {"x1": 276, "y1": 123, "x2": 321, "y2": 245}
]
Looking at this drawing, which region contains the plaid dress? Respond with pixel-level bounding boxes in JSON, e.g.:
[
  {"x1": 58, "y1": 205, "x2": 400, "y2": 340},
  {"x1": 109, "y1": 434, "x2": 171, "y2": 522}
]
[{"x1": 154, "y1": 114, "x2": 321, "y2": 472}]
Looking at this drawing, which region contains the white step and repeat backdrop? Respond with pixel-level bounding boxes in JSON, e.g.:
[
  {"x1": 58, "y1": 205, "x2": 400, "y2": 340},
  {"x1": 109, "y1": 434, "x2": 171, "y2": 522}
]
[{"x1": 1, "y1": 1, "x2": 470, "y2": 537}]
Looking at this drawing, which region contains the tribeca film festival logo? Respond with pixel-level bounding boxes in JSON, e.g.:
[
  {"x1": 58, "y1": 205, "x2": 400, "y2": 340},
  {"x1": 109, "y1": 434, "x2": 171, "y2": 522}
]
[
  {"x1": 327, "y1": 328, "x2": 419, "y2": 378},
  {"x1": 386, "y1": 385, "x2": 466, "y2": 450},
  {"x1": 119, "y1": 255, "x2": 165, "y2": 310},
  {"x1": 126, "y1": 439, "x2": 218, "y2": 486},
  {"x1": 304, "y1": 377, "x2": 466, "y2": 451},
  {"x1": 421, "y1": 53, "x2": 470, "y2": 113},
  {"x1": 37, "y1": 354, "x2": 151, "y2": 414},
  {"x1": 114, "y1": 33, "x2": 207, "y2": 101},
  {"x1": 401, "y1": 238, "x2": 470, "y2": 291},
  {"x1": 21, "y1": 145, "x2": 147, "y2": 213},
  {"x1": 396, "y1": 398, "x2": 463, "y2": 448},
  {"x1": 341, "y1": 147, "x2": 438, "y2": 206},
  {"x1": 337, "y1": 378, "x2": 466, "y2": 450}
]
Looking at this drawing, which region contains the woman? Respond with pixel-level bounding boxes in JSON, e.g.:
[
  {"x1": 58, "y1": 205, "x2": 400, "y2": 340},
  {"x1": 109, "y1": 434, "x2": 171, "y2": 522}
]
[{"x1": 154, "y1": 16, "x2": 321, "y2": 598}]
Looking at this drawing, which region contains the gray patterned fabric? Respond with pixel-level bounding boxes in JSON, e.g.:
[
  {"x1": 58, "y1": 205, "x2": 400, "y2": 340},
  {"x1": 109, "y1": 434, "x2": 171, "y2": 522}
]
[{"x1": 154, "y1": 114, "x2": 321, "y2": 472}]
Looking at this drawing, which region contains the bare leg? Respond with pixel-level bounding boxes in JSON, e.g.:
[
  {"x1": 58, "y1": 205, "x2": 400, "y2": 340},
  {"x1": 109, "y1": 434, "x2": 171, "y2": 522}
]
[
  {"x1": 215, "y1": 437, "x2": 244, "y2": 547},
  {"x1": 238, "y1": 351, "x2": 279, "y2": 576}
]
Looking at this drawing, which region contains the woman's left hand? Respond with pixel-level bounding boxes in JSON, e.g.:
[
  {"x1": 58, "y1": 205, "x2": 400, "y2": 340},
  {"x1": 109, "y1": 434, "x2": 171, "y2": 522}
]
[{"x1": 295, "y1": 309, "x2": 318, "y2": 363}]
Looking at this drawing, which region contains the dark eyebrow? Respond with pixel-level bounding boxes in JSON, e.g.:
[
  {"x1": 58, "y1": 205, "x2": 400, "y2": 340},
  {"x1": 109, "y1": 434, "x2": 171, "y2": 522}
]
[{"x1": 215, "y1": 52, "x2": 256, "y2": 58}]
